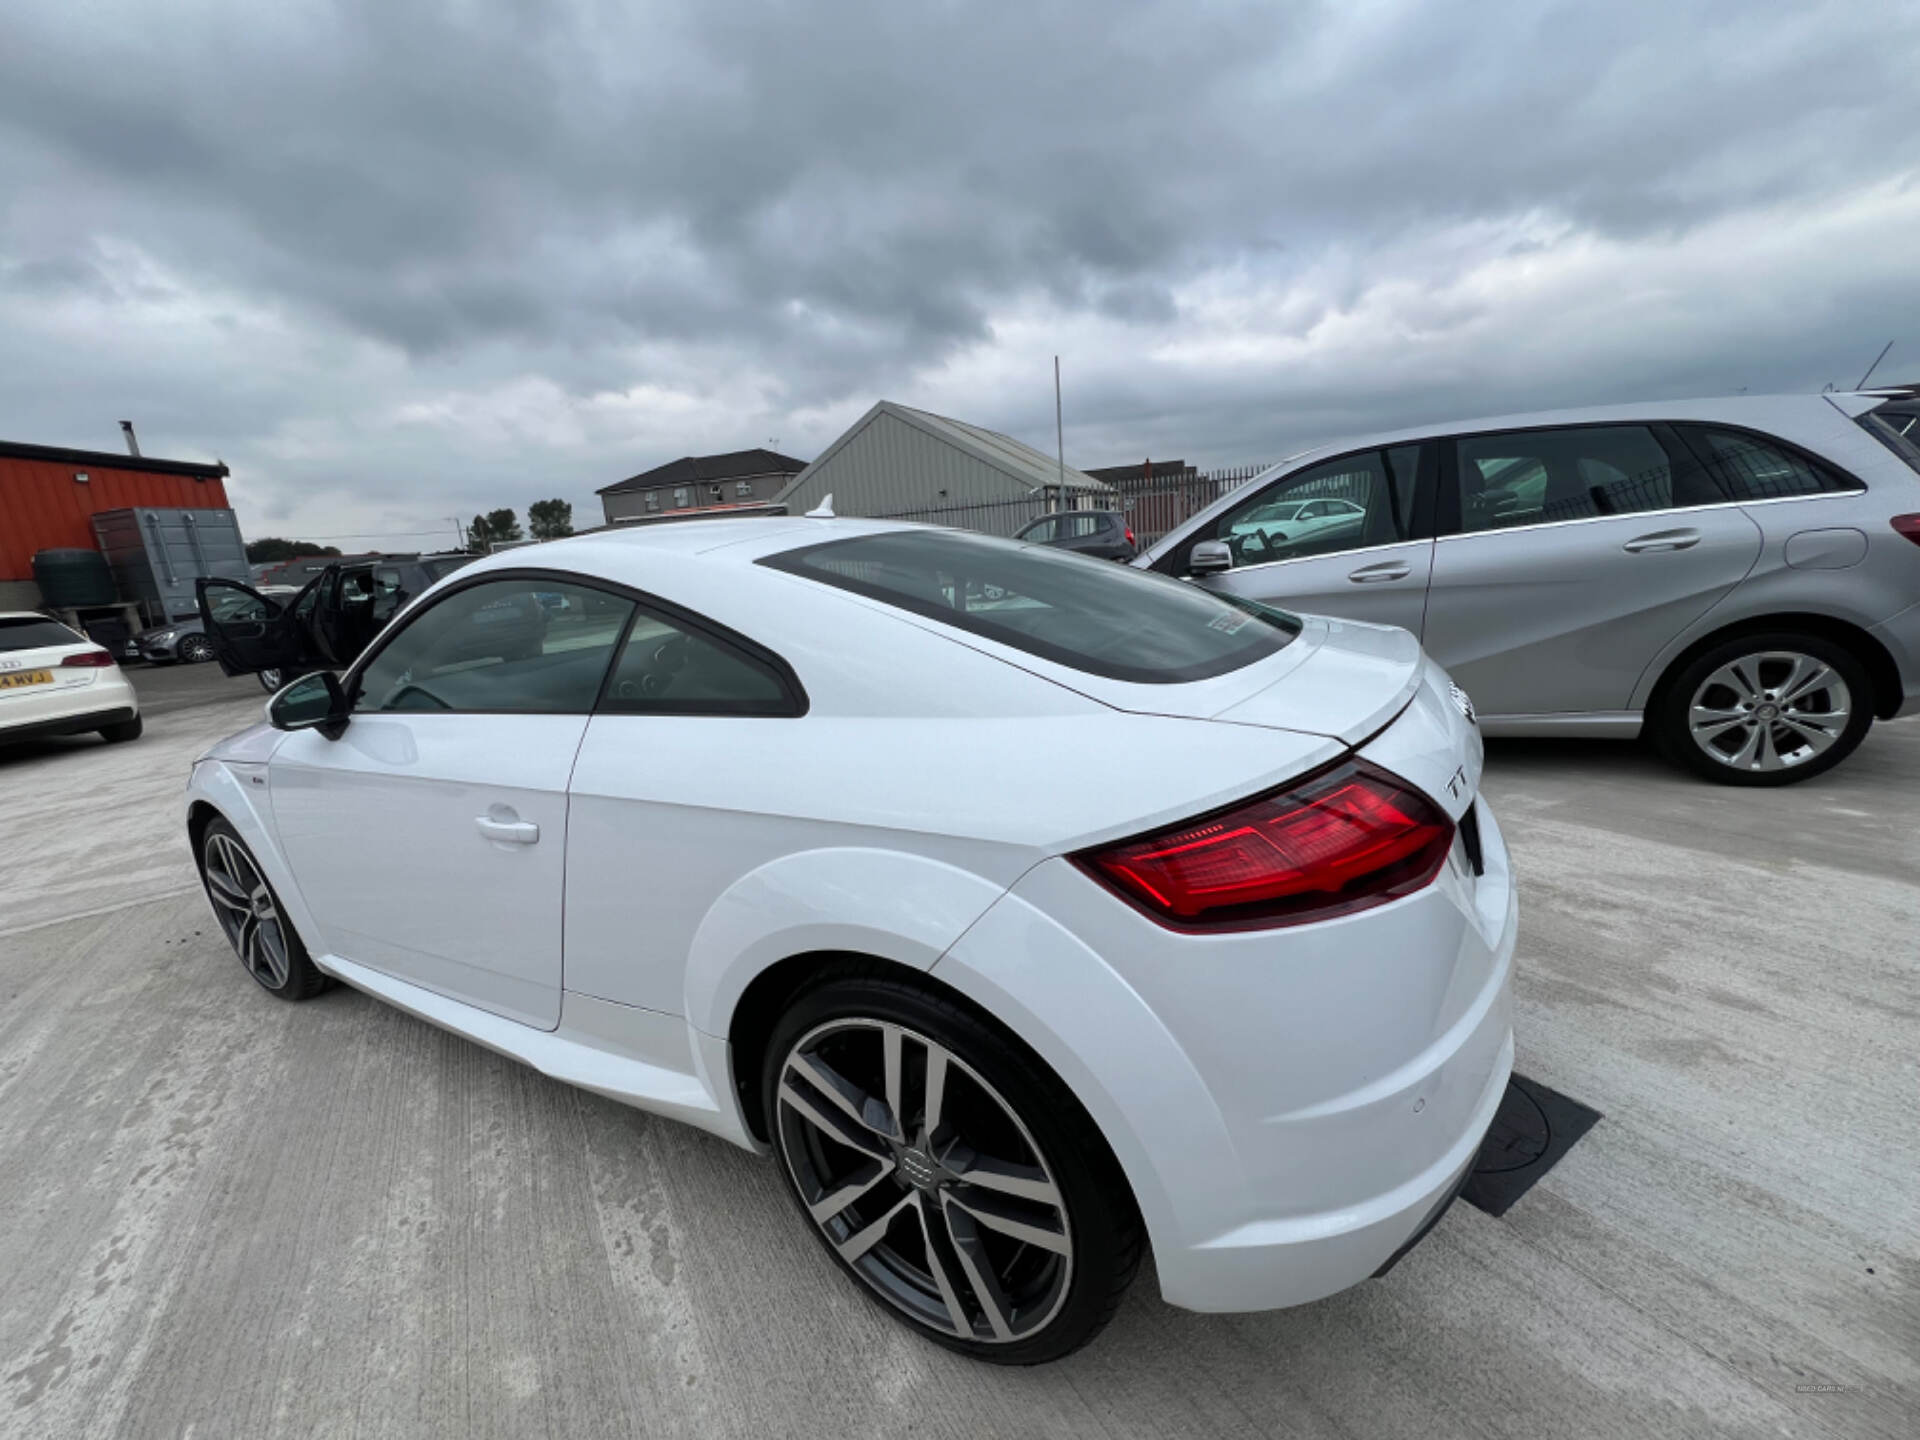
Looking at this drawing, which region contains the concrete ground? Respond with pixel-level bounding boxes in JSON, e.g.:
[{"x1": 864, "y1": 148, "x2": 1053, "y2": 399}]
[{"x1": 1, "y1": 662, "x2": 1914, "y2": 1439}]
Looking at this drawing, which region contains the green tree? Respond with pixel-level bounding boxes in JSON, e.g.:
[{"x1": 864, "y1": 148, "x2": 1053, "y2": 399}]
[
  {"x1": 467, "y1": 514, "x2": 493, "y2": 553},
  {"x1": 527, "y1": 498, "x2": 574, "y2": 540},
  {"x1": 483, "y1": 507, "x2": 524, "y2": 544},
  {"x1": 245, "y1": 538, "x2": 341, "y2": 564}
]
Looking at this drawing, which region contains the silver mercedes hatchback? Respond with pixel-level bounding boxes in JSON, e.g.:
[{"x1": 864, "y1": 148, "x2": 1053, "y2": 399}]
[{"x1": 1141, "y1": 391, "x2": 1920, "y2": 784}]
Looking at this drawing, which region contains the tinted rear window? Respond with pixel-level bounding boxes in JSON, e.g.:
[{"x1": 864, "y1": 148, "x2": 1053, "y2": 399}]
[
  {"x1": 0, "y1": 617, "x2": 81, "y2": 651},
  {"x1": 759, "y1": 529, "x2": 1300, "y2": 683}
]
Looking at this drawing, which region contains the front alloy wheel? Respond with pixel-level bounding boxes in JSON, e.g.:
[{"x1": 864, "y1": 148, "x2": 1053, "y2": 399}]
[
  {"x1": 765, "y1": 977, "x2": 1141, "y2": 1363},
  {"x1": 198, "y1": 820, "x2": 329, "y2": 1000}
]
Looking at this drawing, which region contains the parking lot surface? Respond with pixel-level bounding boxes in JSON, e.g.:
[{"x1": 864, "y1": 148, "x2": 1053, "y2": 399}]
[{"x1": 2, "y1": 663, "x2": 1915, "y2": 1439}]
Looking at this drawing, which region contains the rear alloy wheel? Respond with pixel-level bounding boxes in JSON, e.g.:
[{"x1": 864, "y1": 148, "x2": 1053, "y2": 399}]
[
  {"x1": 198, "y1": 819, "x2": 330, "y2": 1000},
  {"x1": 258, "y1": 668, "x2": 286, "y2": 694},
  {"x1": 1655, "y1": 633, "x2": 1872, "y2": 786},
  {"x1": 178, "y1": 633, "x2": 217, "y2": 664},
  {"x1": 764, "y1": 976, "x2": 1141, "y2": 1364}
]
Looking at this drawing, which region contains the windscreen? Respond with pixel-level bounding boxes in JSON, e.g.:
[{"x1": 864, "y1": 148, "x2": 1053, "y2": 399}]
[
  {"x1": 0, "y1": 617, "x2": 81, "y2": 651},
  {"x1": 760, "y1": 528, "x2": 1300, "y2": 684}
]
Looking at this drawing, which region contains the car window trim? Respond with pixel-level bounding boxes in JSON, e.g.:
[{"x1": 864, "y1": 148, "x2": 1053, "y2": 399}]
[
  {"x1": 1218, "y1": 535, "x2": 1437, "y2": 575},
  {"x1": 1669, "y1": 420, "x2": 1868, "y2": 500},
  {"x1": 1438, "y1": 420, "x2": 1779, "y2": 540},
  {"x1": 1157, "y1": 440, "x2": 1440, "y2": 577},
  {"x1": 342, "y1": 566, "x2": 808, "y2": 719}
]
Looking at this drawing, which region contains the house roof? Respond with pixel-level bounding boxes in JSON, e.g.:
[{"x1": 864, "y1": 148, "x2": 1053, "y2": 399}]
[
  {"x1": 1084, "y1": 459, "x2": 1193, "y2": 482},
  {"x1": 775, "y1": 401, "x2": 1113, "y2": 503},
  {"x1": 598, "y1": 448, "x2": 808, "y2": 496},
  {"x1": 0, "y1": 438, "x2": 229, "y2": 479}
]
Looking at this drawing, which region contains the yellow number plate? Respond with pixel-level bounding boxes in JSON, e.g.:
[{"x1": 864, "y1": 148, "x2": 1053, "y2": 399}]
[{"x1": 0, "y1": 669, "x2": 55, "y2": 689}]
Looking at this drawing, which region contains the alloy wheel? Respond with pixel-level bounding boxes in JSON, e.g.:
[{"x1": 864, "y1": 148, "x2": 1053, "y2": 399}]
[
  {"x1": 776, "y1": 1018, "x2": 1073, "y2": 1344},
  {"x1": 259, "y1": 668, "x2": 283, "y2": 693},
  {"x1": 1688, "y1": 650, "x2": 1851, "y2": 773},
  {"x1": 202, "y1": 831, "x2": 292, "y2": 989}
]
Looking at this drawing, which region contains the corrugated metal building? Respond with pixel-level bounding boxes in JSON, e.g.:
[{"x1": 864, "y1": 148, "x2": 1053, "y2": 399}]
[
  {"x1": 773, "y1": 402, "x2": 1113, "y2": 535},
  {"x1": 0, "y1": 439, "x2": 231, "y2": 610}
]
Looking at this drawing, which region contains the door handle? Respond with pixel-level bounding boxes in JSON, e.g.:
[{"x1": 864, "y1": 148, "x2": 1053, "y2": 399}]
[
  {"x1": 1622, "y1": 529, "x2": 1701, "y2": 553},
  {"x1": 1348, "y1": 561, "x2": 1412, "y2": 583},
  {"x1": 475, "y1": 815, "x2": 540, "y2": 845}
]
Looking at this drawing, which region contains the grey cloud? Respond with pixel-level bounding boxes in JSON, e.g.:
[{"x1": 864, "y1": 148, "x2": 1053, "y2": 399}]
[{"x1": 0, "y1": 0, "x2": 1916, "y2": 540}]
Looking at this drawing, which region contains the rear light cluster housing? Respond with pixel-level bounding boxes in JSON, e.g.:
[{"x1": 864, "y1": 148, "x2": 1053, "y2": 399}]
[
  {"x1": 1074, "y1": 759, "x2": 1456, "y2": 931},
  {"x1": 61, "y1": 650, "x2": 115, "y2": 668},
  {"x1": 1892, "y1": 515, "x2": 1920, "y2": 548}
]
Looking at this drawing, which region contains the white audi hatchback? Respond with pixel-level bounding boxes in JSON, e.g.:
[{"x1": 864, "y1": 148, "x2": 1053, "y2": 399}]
[{"x1": 185, "y1": 517, "x2": 1515, "y2": 1362}]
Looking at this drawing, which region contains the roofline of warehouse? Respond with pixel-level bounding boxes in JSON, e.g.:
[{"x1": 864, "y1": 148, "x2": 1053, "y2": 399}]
[{"x1": 0, "y1": 439, "x2": 230, "y2": 479}]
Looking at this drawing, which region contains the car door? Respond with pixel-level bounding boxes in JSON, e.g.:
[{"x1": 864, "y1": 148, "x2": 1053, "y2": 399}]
[
  {"x1": 196, "y1": 574, "x2": 330, "y2": 677},
  {"x1": 562, "y1": 599, "x2": 808, "y2": 1016},
  {"x1": 1156, "y1": 443, "x2": 1438, "y2": 633},
  {"x1": 1421, "y1": 422, "x2": 1763, "y2": 719},
  {"x1": 266, "y1": 573, "x2": 636, "y2": 1029}
]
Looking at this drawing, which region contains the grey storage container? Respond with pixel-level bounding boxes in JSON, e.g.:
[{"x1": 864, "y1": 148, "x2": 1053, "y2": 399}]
[{"x1": 90, "y1": 507, "x2": 252, "y2": 627}]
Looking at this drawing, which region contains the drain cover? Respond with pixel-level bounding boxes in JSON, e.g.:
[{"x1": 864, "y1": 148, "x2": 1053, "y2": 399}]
[{"x1": 1461, "y1": 1073, "x2": 1601, "y2": 1217}]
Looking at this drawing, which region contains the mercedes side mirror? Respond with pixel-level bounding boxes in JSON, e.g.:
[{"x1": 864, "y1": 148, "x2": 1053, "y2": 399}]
[
  {"x1": 1188, "y1": 540, "x2": 1234, "y2": 576},
  {"x1": 267, "y1": 671, "x2": 350, "y2": 738}
]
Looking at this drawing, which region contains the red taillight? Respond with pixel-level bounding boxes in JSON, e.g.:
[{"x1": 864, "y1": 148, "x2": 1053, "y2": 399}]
[
  {"x1": 1074, "y1": 759, "x2": 1455, "y2": 930},
  {"x1": 61, "y1": 650, "x2": 115, "y2": 668},
  {"x1": 1892, "y1": 514, "x2": 1920, "y2": 548},
  {"x1": 1125, "y1": 526, "x2": 1136, "y2": 547}
]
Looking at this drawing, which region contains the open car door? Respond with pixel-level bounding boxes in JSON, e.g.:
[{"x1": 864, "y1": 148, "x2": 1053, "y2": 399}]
[{"x1": 195, "y1": 574, "x2": 329, "y2": 678}]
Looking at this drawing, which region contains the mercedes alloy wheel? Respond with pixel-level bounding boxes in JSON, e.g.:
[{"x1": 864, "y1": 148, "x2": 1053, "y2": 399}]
[{"x1": 1656, "y1": 632, "x2": 1872, "y2": 786}]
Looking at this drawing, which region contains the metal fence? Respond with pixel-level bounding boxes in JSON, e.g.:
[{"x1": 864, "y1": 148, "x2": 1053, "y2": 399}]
[{"x1": 872, "y1": 462, "x2": 1277, "y2": 545}]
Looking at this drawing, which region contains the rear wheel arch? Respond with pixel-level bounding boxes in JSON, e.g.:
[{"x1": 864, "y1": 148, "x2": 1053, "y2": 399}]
[{"x1": 1647, "y1": 611, "x2": 1901, "y2": 721}]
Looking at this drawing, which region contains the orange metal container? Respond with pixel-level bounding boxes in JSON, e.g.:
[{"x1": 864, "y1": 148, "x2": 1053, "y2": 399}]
[{"x1": 0, "y1": 443, "x2": 231, "y2": 581}]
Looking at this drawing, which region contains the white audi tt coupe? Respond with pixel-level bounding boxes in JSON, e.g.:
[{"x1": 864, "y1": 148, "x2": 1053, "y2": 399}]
[{"x1": 185, "y1": 516, "x2": 1515, "y2": 1363}]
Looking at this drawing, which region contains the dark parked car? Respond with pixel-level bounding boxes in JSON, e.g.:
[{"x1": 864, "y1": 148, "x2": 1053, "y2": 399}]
[
  {"x1": 1013, "y1": 509, "x2": 1136, "y2": 560},
  {"x1": 197, "y1": 553, "x2": 509, "y2": 691}
]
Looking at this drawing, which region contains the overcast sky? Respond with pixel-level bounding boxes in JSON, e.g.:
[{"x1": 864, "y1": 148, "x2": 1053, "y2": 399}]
[{"x1": 2, "y1": 0, "x2": 1917, "y2": 548}]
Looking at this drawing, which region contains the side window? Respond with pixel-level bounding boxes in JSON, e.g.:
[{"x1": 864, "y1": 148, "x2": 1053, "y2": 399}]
[
  {"x1": 1680, "y1": 426, "x2": 1862, "y2": 501},
  {"x1": 1206, "y1": 445, "x2": 1423, "y2": 569},
  {"x1": 354, "y1": 578, "x2": 634, "y2": 714},
  {"x1": 1452, "y1": 425, "x2": 1717, "y2": 534},
  {"x1": 371, "y1": 568, "x2": 407, "y2": 624},
  {"x1": 601, "y1": 607, "x2": 799, "y2": 716},
  {"x1": 207, "y1": 588, "x2": 273, "y2": 623},
  {"x1": 1062, "y1": 513, "x2": 1102, "y2": 539},
  {"x1": 1020, "y1": 516, "x2": 1061, "y2": 543}
]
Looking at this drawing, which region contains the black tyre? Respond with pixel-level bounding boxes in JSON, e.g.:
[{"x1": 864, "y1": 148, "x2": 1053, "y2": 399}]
[
  {"x1": 197, "y1": 818, "x2": 331, "y2": 1000},
  {"x1": 177, "y1": 633, "x2": 217, "y2": 664},
  {"x1": 99, "y1": 714, "x2": 143, "y2": 743},
  {"x1": 258, "y1": 668, "x2": 285, "y2": 694},
  {"x1": 762, "y1": 968, "x2": 1142, "y2": 1364},
  {"x1": 1652, "y1": 631, "x2": 1872, "y2": 786}
]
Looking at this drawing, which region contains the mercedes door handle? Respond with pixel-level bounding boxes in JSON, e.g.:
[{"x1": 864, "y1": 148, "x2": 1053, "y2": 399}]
[
  {"x1": 475, "y1": 815, "x2": 540, "y2": 845},
  {"x1": 1348, "y1": 561, "x2": 1412, "y2": 583},
  {"x1": 1622, "y1": 529, "x2": 1701, "y2": 553}
]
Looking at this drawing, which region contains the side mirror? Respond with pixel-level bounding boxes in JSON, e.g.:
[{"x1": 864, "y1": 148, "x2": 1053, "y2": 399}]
[
  {"x1": 268, "y1": 671, "x2": 350, "y2": 738},
  {"x1": 1188, "y1": 540, "x2": 1234, "y2": 576}
]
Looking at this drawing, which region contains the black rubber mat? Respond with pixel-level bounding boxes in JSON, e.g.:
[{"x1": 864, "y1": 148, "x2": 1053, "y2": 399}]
[{"x1": 1460, "y1": 1073, "x2": 1601, "y2": 1217}]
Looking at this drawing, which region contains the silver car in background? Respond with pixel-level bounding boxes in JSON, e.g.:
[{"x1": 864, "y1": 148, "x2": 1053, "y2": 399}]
[{"x1": 1142, "y1": 391, "x2": 1920, "y2": 784}]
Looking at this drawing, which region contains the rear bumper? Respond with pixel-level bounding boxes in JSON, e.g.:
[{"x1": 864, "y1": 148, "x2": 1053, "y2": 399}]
[
  {"x1": 933, "y1": 792, "x2": 1518, "y2": 1314},
  {"x1": 0, "y1": 668, "x2": 140, "y2": 741},
  {"x1": 0, "y1": 704, "x2": 138, "y2": 743}
]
